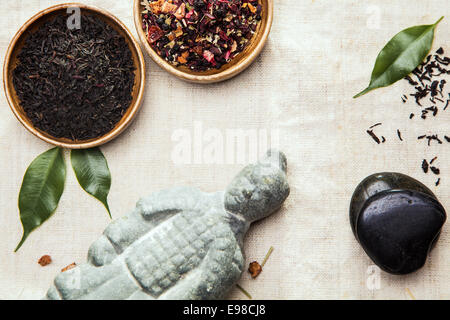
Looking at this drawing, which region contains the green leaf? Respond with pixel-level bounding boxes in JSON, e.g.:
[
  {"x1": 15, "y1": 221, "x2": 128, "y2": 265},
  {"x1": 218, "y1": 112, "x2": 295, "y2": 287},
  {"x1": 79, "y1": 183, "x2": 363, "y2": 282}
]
[
  {"x1": 354, "y1": 16, "x2": 444, "y2": 98},
  {"x1": 16, "y1": 147, "x2": 66, "y2": 252},
  {"x1": 71, "y1": 148, "x2": 112, "y2": 218}
]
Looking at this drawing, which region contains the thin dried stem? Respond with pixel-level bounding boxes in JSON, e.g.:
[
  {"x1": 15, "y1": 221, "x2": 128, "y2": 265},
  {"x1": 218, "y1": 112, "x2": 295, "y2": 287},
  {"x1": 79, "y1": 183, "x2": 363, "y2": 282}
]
[
  {"x1": 236, "y1": 284, "x2": 252, "y2": 300},
  {"x1": 261, "y1": 246, "x2": 274, "y2": 268}
]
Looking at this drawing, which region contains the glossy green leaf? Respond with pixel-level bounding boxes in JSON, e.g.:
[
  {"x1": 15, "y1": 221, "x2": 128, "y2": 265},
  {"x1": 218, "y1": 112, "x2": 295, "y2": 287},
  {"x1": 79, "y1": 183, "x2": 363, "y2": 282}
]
[
  {"x1": 71, "y1": 148, "x2": 112, "y2": 218},
  {"x1": 354, "y1": 17, "x2": 444, "y2": 98},
  {"x1": 16, "y1": 147, "x2": 66, "y2": 252}
]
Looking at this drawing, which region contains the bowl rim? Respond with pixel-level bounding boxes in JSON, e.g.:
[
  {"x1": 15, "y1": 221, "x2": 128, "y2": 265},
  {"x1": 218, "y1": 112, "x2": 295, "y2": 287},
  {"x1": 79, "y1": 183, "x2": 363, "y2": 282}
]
[
  {"x1": 3, "y1": 2, "x2": 146, "y2": 149},
  {"x1": 133, "y1": 0, "x2": 273, "y2": 83}
]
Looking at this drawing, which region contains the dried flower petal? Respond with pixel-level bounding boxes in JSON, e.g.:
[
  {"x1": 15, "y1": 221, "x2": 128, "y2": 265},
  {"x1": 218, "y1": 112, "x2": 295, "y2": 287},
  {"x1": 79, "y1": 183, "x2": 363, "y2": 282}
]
[
  {"x1": 248, "y1": 261, "x2": 262, "y2": 279},
  {"x1": 148, "y1": 25, "x2": 164, "y2": 43},
  {"x1": 161, "y1": 1, "x2": 178, "y2": 13},
  {"x1": 149, "y1": 0, "x2": 164, "y2": 14},
  {"x1": 178, "y1": 56, "x2": 187, "y2": 64},
  {"x1": 175, "y1": 3, "x2": 186, "y2": 20},
  {"x1": 225, "y1": 50, "x2": 231, "y2": 60},
  {"x1": 248, "y1": 3, "x2": 257, "y2": 13},
  {"x1": 61, "y1": 262, "x2": 77, "y2": 272},
  {"x1": 38, "y1": 255, "x2": 52, "y2": 267},
  {"x1": 186, "y1": 8, "x2": 194, "y2": 19},
  {"x1": 203, "y1": 50, "x2": 215, "y2": 63}
]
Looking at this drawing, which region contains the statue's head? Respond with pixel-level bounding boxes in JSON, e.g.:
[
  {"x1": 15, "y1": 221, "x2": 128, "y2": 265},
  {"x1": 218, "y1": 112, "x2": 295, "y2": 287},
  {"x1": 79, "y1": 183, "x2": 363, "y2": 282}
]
[{"x1": 225, "y1": 150, "x2": 290, "y2": 223}]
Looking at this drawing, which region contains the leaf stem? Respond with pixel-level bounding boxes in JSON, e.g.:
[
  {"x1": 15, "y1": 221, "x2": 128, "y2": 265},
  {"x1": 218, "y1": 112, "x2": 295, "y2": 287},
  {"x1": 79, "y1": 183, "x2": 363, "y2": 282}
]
[
  {"x1": 14, "y1": 232, "x2": 29, "y2": 252},
  {"x1": 104, "y1": 203, "x2": 112, "y2": 219},
  {"x1": 353, "y1": 87, "x2": 372, "y2": 99},
  {"x1": 434, "y1": 16, "x2": 444, "y2": 26},
  {"x1": 261, "y1": 246, "x2": 274, "y2": 268},
  {"x1": 236, "y1": 284, "x2": 253, "y2": 300}
]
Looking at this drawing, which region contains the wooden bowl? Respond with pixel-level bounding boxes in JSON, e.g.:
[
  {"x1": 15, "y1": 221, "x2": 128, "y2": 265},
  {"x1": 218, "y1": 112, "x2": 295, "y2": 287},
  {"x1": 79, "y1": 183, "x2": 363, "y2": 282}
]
[
  {"x1": 3, "y1": 3, "x2": 146, "y2": 149},
  {"x1": 133, "y1": 0, "x2": 273, "y2": 83}
]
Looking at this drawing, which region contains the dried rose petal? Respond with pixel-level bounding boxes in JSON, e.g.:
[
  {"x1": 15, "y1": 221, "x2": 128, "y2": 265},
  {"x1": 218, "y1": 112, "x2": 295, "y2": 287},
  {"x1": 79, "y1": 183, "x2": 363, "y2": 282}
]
[
  {"x1": 203, "y1": 50, "x2": 214, "y2": 63},
  {"x1": 174, "y1": 26, "x2": 184, "y2": 37},
  {"x1": 219, "y1": 31, "x2": 229, "y2": 41},
  {"x1": 225, "y1": 50, "x2": 231, "y2": 60},
  {"x1": 186, "y1": 9, "x2": 194, "y2": 19},
  {"x1": 38, "y1": 255, "x2": 52, "y2": 267},
  {"x1": 248, "y1": 261, "x2": 262, "y2": 279},
  {"x1": 148, "y1": 25, "x2": 164, "y2": 44}
]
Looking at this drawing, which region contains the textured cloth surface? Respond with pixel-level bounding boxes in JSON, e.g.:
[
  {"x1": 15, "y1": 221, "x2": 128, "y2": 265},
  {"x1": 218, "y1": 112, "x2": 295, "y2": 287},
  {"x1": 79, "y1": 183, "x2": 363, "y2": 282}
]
[{"x1": 0, "y1": 0, "x2": 449, "y2": 300}]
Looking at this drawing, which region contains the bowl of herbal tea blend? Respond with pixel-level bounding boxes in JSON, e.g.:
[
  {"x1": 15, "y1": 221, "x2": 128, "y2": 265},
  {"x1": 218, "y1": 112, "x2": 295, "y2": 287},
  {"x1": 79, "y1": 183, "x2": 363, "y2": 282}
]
[
  {"x1": 134, "y1": 0, "x2": 273, "y2": 83},
  {"x1": 3, "y1": 4, "x2": 146, "y2": 149}
]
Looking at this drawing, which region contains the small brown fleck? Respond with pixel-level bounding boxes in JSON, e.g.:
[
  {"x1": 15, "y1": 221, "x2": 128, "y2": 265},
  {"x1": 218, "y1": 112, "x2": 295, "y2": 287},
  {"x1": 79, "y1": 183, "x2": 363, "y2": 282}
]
[
  {"x1": 248, "y1": 261, "x2": 262, "y2": 279},
  {"x1": 61, "y1": 262, "x2": 77, "y2": 272},
  {"x1": 38, "y1": 255, "x2": 52, "y2": 267}
]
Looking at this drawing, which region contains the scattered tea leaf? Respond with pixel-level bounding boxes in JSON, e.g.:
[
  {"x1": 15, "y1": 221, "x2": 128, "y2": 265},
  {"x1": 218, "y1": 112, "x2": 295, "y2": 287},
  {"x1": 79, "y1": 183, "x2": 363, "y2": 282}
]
[
  {"x1": 15, "y1": 147, "x2": 66, "y2": 252},
  {"x1": 354, "y1": 17, "x2": 444, "y2": 98},
  {"x1": 71, "y1": 148, "x2": 112, "y2": 218}
]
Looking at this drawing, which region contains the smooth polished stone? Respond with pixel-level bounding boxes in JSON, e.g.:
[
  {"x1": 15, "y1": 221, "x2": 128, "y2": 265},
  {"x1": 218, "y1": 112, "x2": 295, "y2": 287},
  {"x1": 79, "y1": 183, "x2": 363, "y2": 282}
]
[{"x1": 350, "y1": 173, "x2": 446, "y2": 275}]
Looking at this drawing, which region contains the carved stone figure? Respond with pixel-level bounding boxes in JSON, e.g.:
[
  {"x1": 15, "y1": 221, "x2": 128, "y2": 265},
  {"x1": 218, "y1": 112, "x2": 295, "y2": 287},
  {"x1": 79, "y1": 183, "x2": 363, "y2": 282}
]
[{"x1": 45, "y1": 150, "x2": 290, "y2": 300}]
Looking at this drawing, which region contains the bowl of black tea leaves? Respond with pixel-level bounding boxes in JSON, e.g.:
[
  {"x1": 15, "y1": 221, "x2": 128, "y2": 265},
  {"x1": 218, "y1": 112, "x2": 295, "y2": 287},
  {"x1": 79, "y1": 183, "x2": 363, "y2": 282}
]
[{"x1": 3, "y1": 4, "x2": 146, "y2": 148}]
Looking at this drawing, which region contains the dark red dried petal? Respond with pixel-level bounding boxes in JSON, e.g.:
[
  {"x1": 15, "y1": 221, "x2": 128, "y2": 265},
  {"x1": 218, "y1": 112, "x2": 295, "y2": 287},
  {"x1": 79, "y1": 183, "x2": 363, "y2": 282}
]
[{"x1": 148, "y1": 25, "x2": 164, "y2": 44}]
